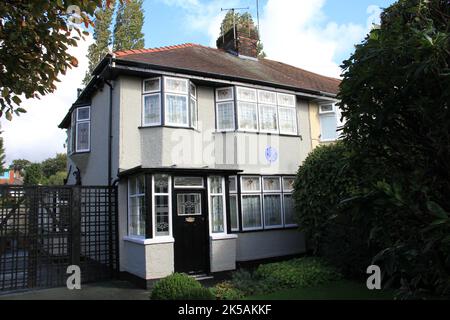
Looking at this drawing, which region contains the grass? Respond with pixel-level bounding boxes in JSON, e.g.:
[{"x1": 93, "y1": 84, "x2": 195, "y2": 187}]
[{"x1": 246, "y1": 280, "x2": 395, "y2": 300}]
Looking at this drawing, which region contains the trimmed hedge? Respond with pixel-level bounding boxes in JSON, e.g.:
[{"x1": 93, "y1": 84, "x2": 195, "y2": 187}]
[{"x1": 150, "y1": 273, "x2": 214, "y2": 300}]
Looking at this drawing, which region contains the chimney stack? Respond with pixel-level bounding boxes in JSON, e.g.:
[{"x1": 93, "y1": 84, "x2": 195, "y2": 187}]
[{"x1": 217, "y1": 19, "x2": 259, "y2": 59}]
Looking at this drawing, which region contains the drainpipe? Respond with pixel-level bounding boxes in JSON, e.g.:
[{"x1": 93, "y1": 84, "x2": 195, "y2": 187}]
[{"x1": 104, "y1": 78, "x2": 113, "y2": 187}]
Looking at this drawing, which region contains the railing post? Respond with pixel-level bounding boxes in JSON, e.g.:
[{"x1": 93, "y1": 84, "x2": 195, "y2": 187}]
[{"x1": 71, "y1": 187, "x2": 81, "y2": 268}]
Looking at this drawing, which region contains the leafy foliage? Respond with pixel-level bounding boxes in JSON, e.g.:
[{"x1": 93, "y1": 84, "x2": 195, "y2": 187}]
[
  {"x1": 331, "y1": 0, "x2": 449, "y2": 298},
  {"x1": 83, "y1": 0, "x2": 116, "y2": 85},
  {"x1": 24, "y1": 163, "x2": 43, "y2": 185},
  {"x1": 10, "y1": 159, "x2": 31, "y2": 172},
  {"x1": 230, "y1": 258, "x2": 341, "y2": 296},
  {"x1": 211, "y1": 281, "x2": 245, "y2": 300},
  {"x1": 293, "y1": 143, "x2": 379, "y2": 277},
  {"x1": 113, "y1": 0, "x2": 145, "y2": 52},
  {"x1": 41, "y1": 153, "x2": 67, "y2": 179},
  {"x1": 0, "y1": 1, "x2": 116, "y2": 119},
  {"x1": 150, "y1": 273, "x2": 214, "y2": 300}
]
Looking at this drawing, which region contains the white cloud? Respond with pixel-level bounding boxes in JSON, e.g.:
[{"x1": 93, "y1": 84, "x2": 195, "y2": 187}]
[
  {"x1": 163, "y1": 0, "x2": 381, "y2": 78},
  {"x1": 0, "y1": 34, "x2": 93, "y2": 165},
  {"x1": 259, "y1": 0, "x2": 371, "y2": 78}
]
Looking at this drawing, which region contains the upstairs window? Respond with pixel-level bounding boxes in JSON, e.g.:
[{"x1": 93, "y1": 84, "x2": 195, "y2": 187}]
[
  {"x1": 216, "y1": 86, "x2": 297, "y2": 135},
  {"x1": 143, "y1": 78, "x2": 161, "y2": 126},
  {"x1": 319, "y1": 103, "x2": 342, "y2": 141},
  {"x1": 237, "y1": 87, "x2": 258, "y2": 131},
  {"x1": 75, "y1": 106, "x2": 90, "y2": 152},
  {"x1": 215, "y1": 87, "x2": 235, "y2": 131},
  {"x1": 142, "y1": 76, "x2": 197, "y2": 129}
]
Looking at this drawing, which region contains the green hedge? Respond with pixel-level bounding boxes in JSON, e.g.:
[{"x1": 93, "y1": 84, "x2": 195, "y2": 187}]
[
  {"x1": 293, "y1": 142, "x2": 378, "y2": 278},
  {"x1": 150, "y1": 273, "x2": 214, "y2": 300}
]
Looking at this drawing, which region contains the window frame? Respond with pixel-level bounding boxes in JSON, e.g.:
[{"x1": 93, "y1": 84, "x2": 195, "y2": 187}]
[
  {"x1": 258, "y1": 104, "x2": 279, "y2": 133},
  {"x1": 263, "y1": 193, "x2": 283, "y2": 229},
  {"x1": 127, "y1": 175, "x2": 146, "y2": 239},
  {"x1": 208, "y1": 176, "x2": 227, "y2": 235},
  {"x1": 152, "y1": 174, "x2": 173, "y2": 239},
  {"x1": 74, "y1": 106, "x2": 91, "y2": 153},
  {"x1": 142, "y1": 93, "x2": 162, "y2": 127},
  {"x1": 173, "y1": 176, "x2": 204, "y2": 189},
  {"x1": 237, "y1": 101, "x2": 259, "y2": 132},
  {"x1": 278, "y1": 106, "x2": 298, "y2": 136},
  {"x1": 142, "y1": 77, "x2": 161, "y2": 94},
  {"x1": 241, "y1": 193, "x2": 263, "y2": 231},
  {"x1": 164, "y1": 92, "x2": 190, "y2": 128}
]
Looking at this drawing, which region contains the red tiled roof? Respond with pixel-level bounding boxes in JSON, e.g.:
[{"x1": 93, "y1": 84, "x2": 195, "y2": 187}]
[{"x1": 113, "y1": 43, "x2": 340, "y2": 95}]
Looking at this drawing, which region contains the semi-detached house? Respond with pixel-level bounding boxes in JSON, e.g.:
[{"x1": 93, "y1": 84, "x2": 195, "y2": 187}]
[{"x1": 59, "y1": 28, "x2": 342, "y2": 287}]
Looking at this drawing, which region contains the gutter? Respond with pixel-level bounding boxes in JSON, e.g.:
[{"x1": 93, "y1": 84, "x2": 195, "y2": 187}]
[
  {"x1": 103, "y1": 58, "x2": 114, "y2": 187},
  {"x1": 112, "y1": 58, "x2": 338, "y2": 100}
]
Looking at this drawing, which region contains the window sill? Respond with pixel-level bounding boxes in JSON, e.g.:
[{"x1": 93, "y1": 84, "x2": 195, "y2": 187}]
[
  {"x1": 123, "y1": 236, "x2": 175, "y2": 245},
  {"x1": 210, "y1": 234, "x2": 238, "y2": 240},
  {"x1": 320, "y1": 139, "x2": 337, "y2": 143},
  {"x1": 214, "y1": 131, "x2": 302, "y2": 138},
  {"x1": 70, "y1": 150, "x2": 90, "y2": 156},
  {"x1": 139, "y1": 125, "x2": 199, "y2": 132}
]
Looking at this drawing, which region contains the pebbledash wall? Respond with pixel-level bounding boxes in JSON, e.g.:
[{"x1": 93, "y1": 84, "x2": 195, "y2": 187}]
[{"x1": 67, "y1": 74, "x2": 317, "y2": 282}]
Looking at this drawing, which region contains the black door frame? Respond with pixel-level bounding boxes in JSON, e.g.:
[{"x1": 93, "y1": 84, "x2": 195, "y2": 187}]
[{"x1": 172, "y1": 175, "x2": 210, "y2": 274}]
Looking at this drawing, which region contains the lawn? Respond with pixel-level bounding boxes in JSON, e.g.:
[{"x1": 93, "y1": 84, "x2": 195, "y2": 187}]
[{"x1": 246, "y1": 280, "x2": 395, "y2": 300}]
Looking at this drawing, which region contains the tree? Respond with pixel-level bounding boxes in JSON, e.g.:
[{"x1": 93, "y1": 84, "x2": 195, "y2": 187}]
[
  {"x1": 45, "y1": 171, "x2": 67, "y2": 186},
  {"x1": 41, "y1": 153, "x2": 67, "y2": 179},
  {"x1": 83, "y1": 0, "x2": 116, "y2": 86},
  {"x1": 0, "y1": 133, "x2": 5, "y2": 173},
  {"x1": 219, "y1": 11, "x2": 266, "y2": 58},
  {"x1": 337, "y1": 0, "x2": 450, "y2": 298},
  {"x1": 24, "y1": 163, "x2": 43, "y2": 185},
  {"x1": 0, "y1": 1, "x2": 124, "y2": 120},
  {"x1": 113, "y1": 0, "x2": 145, "y2": 52},
  {"x1": 10, "y1": 159, "x2": 31, "y2": 172}
]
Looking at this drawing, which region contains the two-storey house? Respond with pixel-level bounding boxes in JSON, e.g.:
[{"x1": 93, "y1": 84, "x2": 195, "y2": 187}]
[{"x1": 59, "y1": 28, "x2": 342, "y2": 287}]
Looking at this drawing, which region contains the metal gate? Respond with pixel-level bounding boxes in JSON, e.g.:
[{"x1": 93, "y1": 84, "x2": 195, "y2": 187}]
[{"x1": 0, "y1": 185, "x2": 118, "y2": 292}]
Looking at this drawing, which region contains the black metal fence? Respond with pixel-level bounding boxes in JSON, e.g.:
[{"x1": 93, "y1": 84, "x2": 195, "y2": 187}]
[{"x1": 0, "y1": 185, "x2": 118, "y2": 292}]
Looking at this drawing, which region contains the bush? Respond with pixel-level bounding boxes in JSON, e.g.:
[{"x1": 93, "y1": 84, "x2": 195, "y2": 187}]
[
  {"x1": 293, "y1": 142, "x2": 379, "y2": 278},
  {"x1": 255, "y1": 258, "x2": 341, "y2": 289},
  {"x1": 230, "y1": 258, "x2": 341, "y2": 296},
  {"x1": 211, "y1": 281, "x2": 245, "y2": 300},
  {"x1": 150, "y1": 273, "x2": 214, "y2": 300}
]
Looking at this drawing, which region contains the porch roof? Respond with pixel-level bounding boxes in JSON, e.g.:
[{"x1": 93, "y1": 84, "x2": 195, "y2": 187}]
[{"x1": 117, "y1": 166, "x2": 243, "y2": 178}]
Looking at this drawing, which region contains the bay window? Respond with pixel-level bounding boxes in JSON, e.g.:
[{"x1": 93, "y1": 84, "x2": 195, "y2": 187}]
[
  {"x1": 128, "y1": 175, "x2": 145, "y2": 237},
  {"x1": 209, "y1": 176, "x2": 226, "y2": 234},
  {"x1": 142, "y1": 76, "x2": 197, "y2": 129},
  {"x1": 216, "y1": 86, "x2": 297, "y2": 135},
  {"x1": 69, "y1": 106, "x2": 90, "y2": 153}
]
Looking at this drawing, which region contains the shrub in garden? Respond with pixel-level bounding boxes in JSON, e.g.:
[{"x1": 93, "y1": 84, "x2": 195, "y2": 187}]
[
  {"x1": 255, "y1": 258, "x2": 341, "y2": 289},
  {"x1": 150, "y1": 273, "x2": 214, "y2": 300},
  {"x1": 211, "y1": 281, "x2": 245, "y2": 300},
  {"x1": 293, "y1": 142, "x2": 379, "y2": 278}
]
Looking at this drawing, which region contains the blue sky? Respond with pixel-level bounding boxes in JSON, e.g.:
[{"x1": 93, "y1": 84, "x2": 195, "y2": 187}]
[
  {"x1": 142, "y1": 0, "x2": 396, "y2": 70},
  {"x1": 1, "y1": 0, "x2": 397, "y2": 165}
]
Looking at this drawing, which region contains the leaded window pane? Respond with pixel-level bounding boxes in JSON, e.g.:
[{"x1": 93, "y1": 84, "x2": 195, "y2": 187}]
[
  {"x1": 155, "y1": 195, "x2": 169, "y2": 236},
  {"x1": 264, "y1": 195, "x2": 282, "y2": 227},
  {"x1": 259, "y1": 104, "x2": 278, "y2": 131},
  {"x1": 211, "y1": 195, "x2": 224, "y2": 233},
  {"x1": 242, "y1": 195, "x2": 262, "y2": 229},
  {"x1": 166, "y1": 94, "x2": 188, "y2": 125},
  {"x1": 238, "y1": 102, "x2": 258, "y2": 130},
  {"x1": 143, "y1": 94, "x2": 160, "y2": 125},
  {"x1": 217, "y1": 102, "x2": 235, "y2": 130},
  {"x1": 279, "y1": 107, "x2": 297, "y2": 134}
]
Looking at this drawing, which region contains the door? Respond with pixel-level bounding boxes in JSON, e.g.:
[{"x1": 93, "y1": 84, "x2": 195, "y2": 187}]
[{"x1": 173, "y1": 190, "x2": 209, "y2": 274}]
